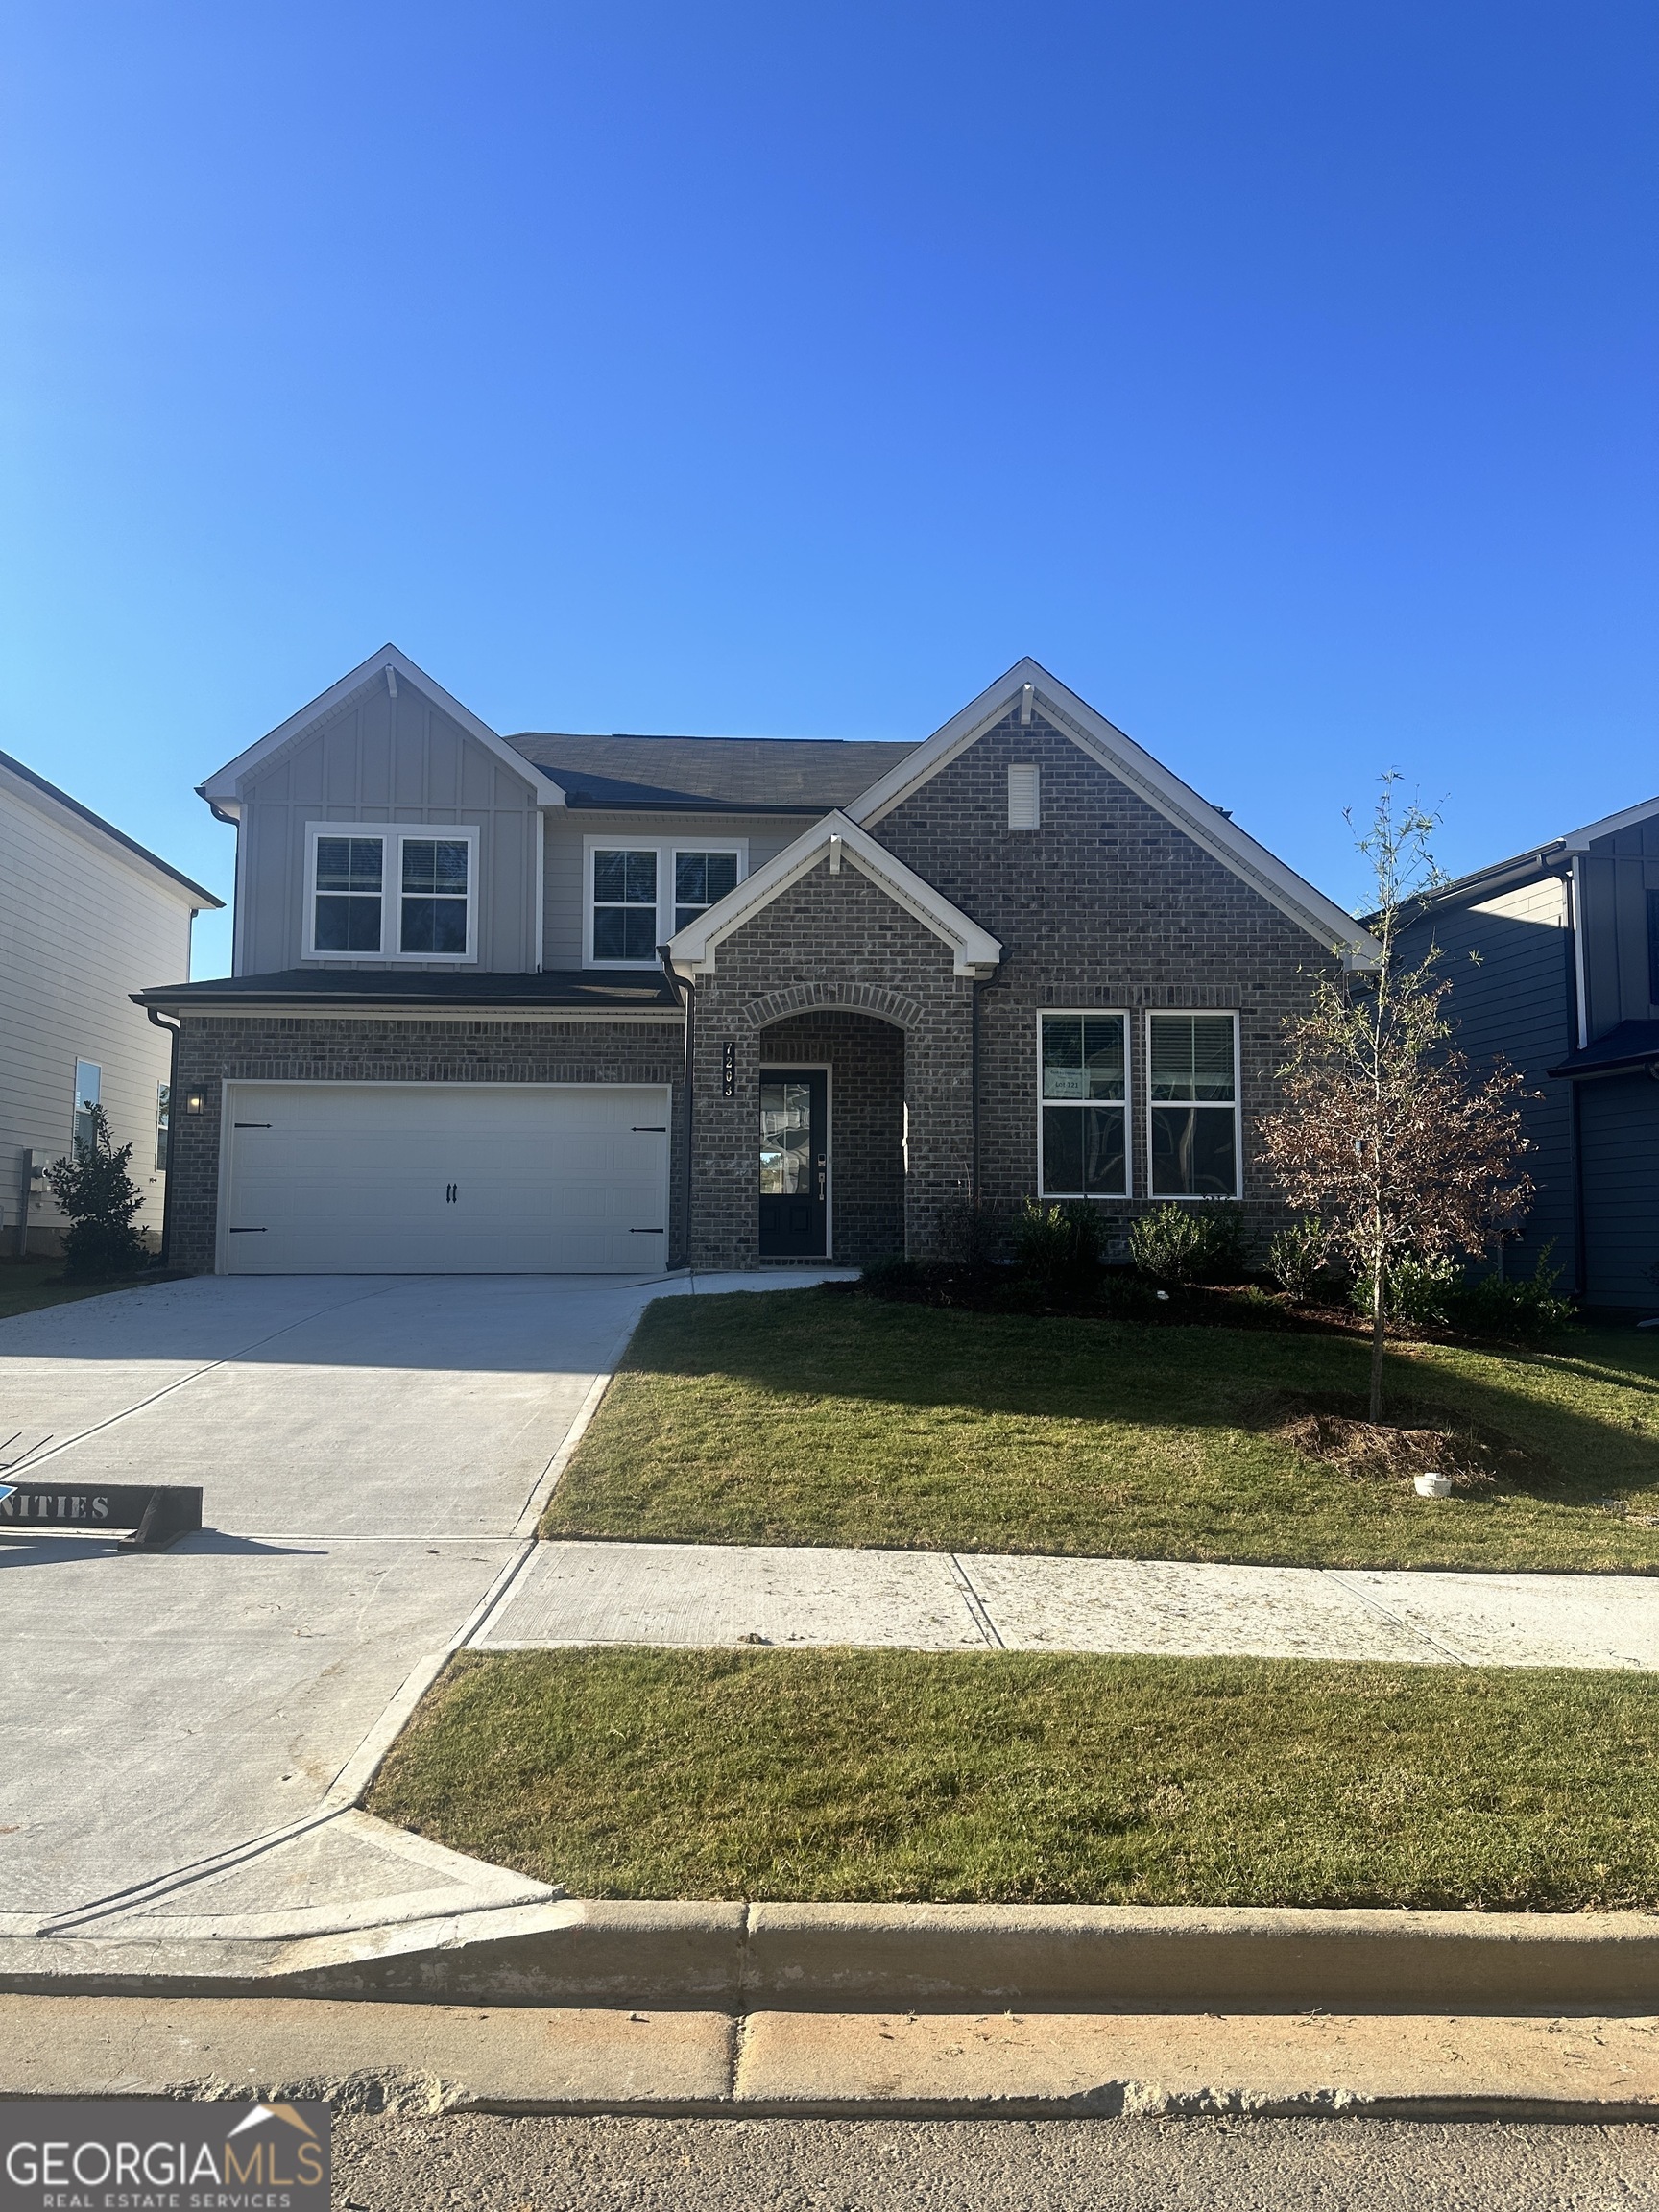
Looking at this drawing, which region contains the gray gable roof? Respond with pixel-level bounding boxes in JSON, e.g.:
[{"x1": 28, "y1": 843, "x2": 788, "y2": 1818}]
[{"x1": 503, "y1": 732, "x2": 919, "y2": 813}]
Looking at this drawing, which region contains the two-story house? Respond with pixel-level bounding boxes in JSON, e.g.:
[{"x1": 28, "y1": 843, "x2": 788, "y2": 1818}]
[
  {"x1": 1397, "y1": 795, "x2": 1659, "y2": 1310},
  {"x1": 135, "y1": 647, "x2": 1380, "y2": 1277},
  {"x1": 2, "y1": 747, "x2": 221, "y2": 1255}
]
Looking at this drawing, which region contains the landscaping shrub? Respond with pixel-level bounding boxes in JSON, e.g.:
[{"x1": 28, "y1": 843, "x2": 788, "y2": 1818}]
[
  {"x1": 1011, "y1": 1197, "x2": 1106, "y2": 1295},
  {"x1": 1442, "y1": 1247, "x2": 1577, "y2": 1344},
  {"x1": 858, "y1": 1253, "x2": 925, "y2": 1293},
  {"x1": 1129, "y1": 1203, "x2": 1246, "y2": 1286},
  {"x1": 1266, "y1": 1215, "x2": 1331, "y2": 1303},
  {"x1": 44, "y1": 1105, "x2": 149, "y2": 1280}
]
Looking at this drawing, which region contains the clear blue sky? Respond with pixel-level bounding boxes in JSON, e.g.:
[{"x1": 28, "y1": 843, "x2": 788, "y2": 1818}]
[{"x1": 3, "y1": 2, "x2": 1654, "y2": 979}]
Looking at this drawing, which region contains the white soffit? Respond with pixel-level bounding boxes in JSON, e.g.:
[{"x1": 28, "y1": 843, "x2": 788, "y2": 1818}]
[
  {"x1": 196, "y1": 644, "x2": 567, "y2": 815},
  {"x1": 850, "y1": 658, "x2": 1382, "y2": 971},
  {"x1": 667, "y1": 810, "x2": 1003, "y2": 978}
]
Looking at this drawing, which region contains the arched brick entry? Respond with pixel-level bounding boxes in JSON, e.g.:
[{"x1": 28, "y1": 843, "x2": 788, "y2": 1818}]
[
  {"x1": 742, "y1": 981, "x2": 924, "y2": 1033},
  {"x1": 758, "y1": 1007, "x2": 905, "y2": 1265}
]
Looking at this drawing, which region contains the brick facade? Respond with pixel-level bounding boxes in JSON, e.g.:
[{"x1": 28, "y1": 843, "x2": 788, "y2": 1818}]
[
  {"x1": 687, "y1": 859, "x2": 976, "y2": 1268},
  {"x1": 163, "y1": 710, "x2": 1341, "y2": 1277},
  {"x1": 757, "y1": 1010, "x2": 905, "y2": 1265},
  {"x1": 874, "y1": 709, "x2": 1345, "y2": 1258},
  {"x1": 166, "y1": 1016, "x2": 687, "y2": 1274}
]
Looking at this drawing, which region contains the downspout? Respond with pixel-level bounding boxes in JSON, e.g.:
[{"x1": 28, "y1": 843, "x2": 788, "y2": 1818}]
[
  {"x1": 147, "y1": 1007, "x2": 180, "y2": 1270},
  {"x1": 970, "y1": 976, "x2": 981, "y2": 1221},
  {"x1": 1563, "y1": 864, "x2": 1589, "y2": 1297},
  {"x1": 661, "y1": 947, "x2": 694, "y2": 1272}
]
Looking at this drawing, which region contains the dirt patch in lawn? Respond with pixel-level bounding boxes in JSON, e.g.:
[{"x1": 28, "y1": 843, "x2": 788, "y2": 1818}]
[{"x1": 1261, "y1": 1390, "x2": 1547, "y2": 1495}]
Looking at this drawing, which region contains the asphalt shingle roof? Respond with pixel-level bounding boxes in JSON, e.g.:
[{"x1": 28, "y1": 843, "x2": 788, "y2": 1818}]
[{"x1": 502, "y1": 733, "x2": 919, "y2": 812}]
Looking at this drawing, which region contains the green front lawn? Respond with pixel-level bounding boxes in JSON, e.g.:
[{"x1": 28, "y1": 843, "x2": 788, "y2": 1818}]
[
  {"x1": 369, "y1": 1647, "x2": 1659, "y2": 1910},
  {"x1": 540, "y1": 1289, "x2": 1659, "y2": 1572}
]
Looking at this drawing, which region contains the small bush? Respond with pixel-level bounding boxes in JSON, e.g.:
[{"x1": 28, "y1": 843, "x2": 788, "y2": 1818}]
[
  {"x1": 1444, "y1": 1246, "x2": 1577, "y2": 1344},
  {"x1": 1012, "y1": 1198, "x2": 1106, "y2": 1295},
  {"x1": 1129, "y1": 1204, "x2": 1246, "y2": 1286},
  {"x1": 44, "y1": 1105, "x2": 148, "y2": 1280},
  {"x1": 859, "y1": 1253, "x2": 924, "y2": 1295},
  {"x1": 1266, "y1": 1216, "x2": 1330, "y2": 1303}
]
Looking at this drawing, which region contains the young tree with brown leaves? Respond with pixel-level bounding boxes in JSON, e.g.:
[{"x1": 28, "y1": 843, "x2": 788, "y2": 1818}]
[{"x1": 1257, "y1": 778, "x2": 1534, "y2": 1422}]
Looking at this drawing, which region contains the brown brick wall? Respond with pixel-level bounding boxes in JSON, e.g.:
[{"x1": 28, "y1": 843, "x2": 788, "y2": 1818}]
[
  {"x1": 758, "y1": 1010, "x2": 904, "y2": 1265},
  {"x1": 687, "y1": 858, "x2": 975, "y2": 1268},
  {"x1": 875, "y1": 709, "x2": 1344, "y2": 1259},
  {"x1": 167, "y1": 1016, "x2": 687, "y2": 1274}
]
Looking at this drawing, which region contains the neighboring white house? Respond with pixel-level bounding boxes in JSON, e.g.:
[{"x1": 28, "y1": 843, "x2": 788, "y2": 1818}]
[{"x1": 0, "y1": 748, "x2": 222, "y2": 1256}]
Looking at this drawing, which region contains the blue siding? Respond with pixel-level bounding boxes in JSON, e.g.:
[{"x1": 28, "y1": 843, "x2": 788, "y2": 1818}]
[
  {"x1": 1579, "y1": 1073, "x2": 1659, "y2": 1308},
  {"x1": 1398, "y1": 875, "x2": 1575, "y2": 1289}
]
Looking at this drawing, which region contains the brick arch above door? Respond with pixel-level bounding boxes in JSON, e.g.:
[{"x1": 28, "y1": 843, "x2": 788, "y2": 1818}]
[{"x1": 739, "y1": 980, "x2": 923, "y2": 1032}]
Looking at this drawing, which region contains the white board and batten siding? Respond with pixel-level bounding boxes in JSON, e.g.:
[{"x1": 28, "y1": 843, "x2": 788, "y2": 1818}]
[
  {"x1": 220, "y1": 1082, "x2": 672, "y2": 1273},
  {"x1": 0, "y1": 759, "x2": 201, "y2": 1245}
]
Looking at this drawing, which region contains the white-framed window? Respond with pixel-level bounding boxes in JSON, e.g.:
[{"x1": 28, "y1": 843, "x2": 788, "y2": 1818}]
[
  {"x1": 1038, "y1": 1012, "x2": 1129, "y2": 1198},
  {"x1": 303, "y1": 824, "x2": 479, "y2": 963},
  {"x1": 1146, "y1": 1010, "x2": 1240, "y2": 1198},
  {"x1": 673, "y1": 847, "x2": 741, "y2": 933},
  {"x1": 585, "y1": 837, "x2": 747, "y2": 966},
  {"x1": 72, "y1": 1060, "x2": 101, "y2": 1156}
]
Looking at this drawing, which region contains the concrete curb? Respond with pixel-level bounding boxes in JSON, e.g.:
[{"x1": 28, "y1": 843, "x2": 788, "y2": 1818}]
[
  {"x1": 4, "y1": 1900, "x2": 1658, "y2": 2014},
  {"x1": 2, "y1": 1996, "x2": 1657, "y2": 2121}
]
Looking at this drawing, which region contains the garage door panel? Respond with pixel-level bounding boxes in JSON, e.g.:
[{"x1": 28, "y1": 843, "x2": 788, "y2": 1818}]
[{"x1": 224, "y1": 1083, "x2": 670, "y2": 1274}]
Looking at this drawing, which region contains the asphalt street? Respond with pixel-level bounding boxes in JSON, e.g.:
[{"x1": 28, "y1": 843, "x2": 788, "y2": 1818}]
[{"x1": 332, "y1": 2114, "x2": 1659, "y2": 2211}]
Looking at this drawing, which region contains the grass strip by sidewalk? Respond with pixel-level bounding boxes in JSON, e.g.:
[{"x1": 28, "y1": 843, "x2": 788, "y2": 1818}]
[
  {"x1": 368, "y1": 1647, "x2": 1659, "y2": 1911},
  {"x1": 541, "y1": 1290, "x2": 1659, "y2": 1572}
]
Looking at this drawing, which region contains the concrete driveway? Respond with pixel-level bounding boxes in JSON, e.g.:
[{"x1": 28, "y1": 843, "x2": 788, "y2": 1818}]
[{"x1": 0, "y1": 1270, "x2": 836, "y2": 1946}]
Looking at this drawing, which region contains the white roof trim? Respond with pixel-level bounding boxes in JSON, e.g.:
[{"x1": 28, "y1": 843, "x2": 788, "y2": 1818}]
[
  {"x1": 849, "y1": 658, "x2": 1382, "y2": 971},
  {"x1": 667, "y1": 810, "x2": 1003, "y2": 979},
  {"x1": 1564, "y1": 794, "x2": 1659, "y2": 852},
  {"x1": 197, "y1": 645, "x2": 567, "y2": 811}
]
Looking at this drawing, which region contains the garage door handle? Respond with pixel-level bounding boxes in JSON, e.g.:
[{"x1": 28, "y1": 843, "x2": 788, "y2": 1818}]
[
  {"x1": 630, "y1": 1228, "x2": 663, "y2": 1234},
  {"x1": 234, "y1": 1122, "x2": 272, "y2": 1129},
  {"x1": 633, "y1": 1125, "x2": 666, "y2": 1132},
  {"x1": 228, "y1": 1226, "x2": 267, "y2": 1233}
]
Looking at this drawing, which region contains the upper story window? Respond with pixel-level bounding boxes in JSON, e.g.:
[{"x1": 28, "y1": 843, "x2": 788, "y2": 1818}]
[
  {"x1": 400, "y1": 838, "x2": 469, "y2": 954},
  {"x1": 1039, "y1": 1013, "x2": 1128, "y2": 1197},
  {"x1": 586, "y1": 838, "x2": 747, "y2": 966},
  {"x1": 314, "y1": 836, "x2": 384, "y2": 952},
  {"x1": 304, "y1": 825, "x2": 478, "y2": 963},
  {"x1": 674, "y1": 850, "x2": 739, "y2": 932},
  {"x1": 1147, "y1": 1011, "x2": 1239, "y2": 1198},
  {"x1": 592, "y1": 849, "x2": 660, "y2": 962}
]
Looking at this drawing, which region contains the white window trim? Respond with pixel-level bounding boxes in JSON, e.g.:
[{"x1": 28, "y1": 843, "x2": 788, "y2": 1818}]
[
  {"x1": 584, "y1": 835, "x2": 748, "y2": 969},
  {"x1": 302, "y1": 823, "x2": 481, "y2": 965},
  {"x1": 1035, "y1": 1009, "x2": 1131, "y2": 1200},
  {"x1": 1143, "y1": 1008, "x2": 1243, "y2": 1201}
]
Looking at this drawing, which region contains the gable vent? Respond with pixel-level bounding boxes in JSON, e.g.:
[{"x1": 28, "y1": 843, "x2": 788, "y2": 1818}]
[{"x1": 1007, "y1": 763, "x2": 1040, "y2": 831}]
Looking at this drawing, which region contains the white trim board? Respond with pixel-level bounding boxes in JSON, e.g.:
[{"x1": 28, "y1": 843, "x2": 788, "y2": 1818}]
[
  {"x1": 198, "y1": 645, "x2": 567, "y2": 815},
  {"x1": 1564, "y1": 795, "x2": 1659, "y2": 852},
  {"x1": 848, "y1": 660, "x2": 1382, "y2": 973},
  {"x1": 667, "y1": 811, "x2": 1002, "y2": 980}
]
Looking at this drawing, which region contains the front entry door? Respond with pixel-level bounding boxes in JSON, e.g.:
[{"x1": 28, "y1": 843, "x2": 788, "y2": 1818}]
[{"x1": 758, "y1": 1069, "x2": 828, "y2": 1258}]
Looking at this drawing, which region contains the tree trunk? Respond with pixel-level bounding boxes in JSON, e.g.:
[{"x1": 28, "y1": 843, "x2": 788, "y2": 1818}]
[{"x1": 1369, "y1": 1254, "x2": 1386, "y2": 1423}]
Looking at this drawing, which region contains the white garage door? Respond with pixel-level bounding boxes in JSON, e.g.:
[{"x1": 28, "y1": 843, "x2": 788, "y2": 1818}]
[{"x1": 222, "y1": 1083, "x2": 670, "y2": 1274}]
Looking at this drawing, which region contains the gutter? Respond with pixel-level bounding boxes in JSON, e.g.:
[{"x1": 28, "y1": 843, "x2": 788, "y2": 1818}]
[
  {"x1": 661, "y1": 945, "x2": 695, "y2": 1270},
  {"x1": 146, "y1": 1007, "x2": 181, "y2": 1268}
]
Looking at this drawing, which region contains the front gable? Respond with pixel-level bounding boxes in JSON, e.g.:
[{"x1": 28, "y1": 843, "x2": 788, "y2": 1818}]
[
  {"x1": 852, "y1": 661, "x2": 1380, "y2": 971},
  {"x1": 209, "y1": 648, "x2": 553, "y2": 975}
]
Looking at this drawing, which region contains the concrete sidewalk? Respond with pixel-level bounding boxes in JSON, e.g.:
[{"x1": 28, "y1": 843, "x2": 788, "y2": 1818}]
[
  {"x1": 4, "y1": 1994, "x2": 1656, "y2": 2120},
  {"x1": 476, "y1": 1539, "x2": 1659, "y2": 1671}
]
